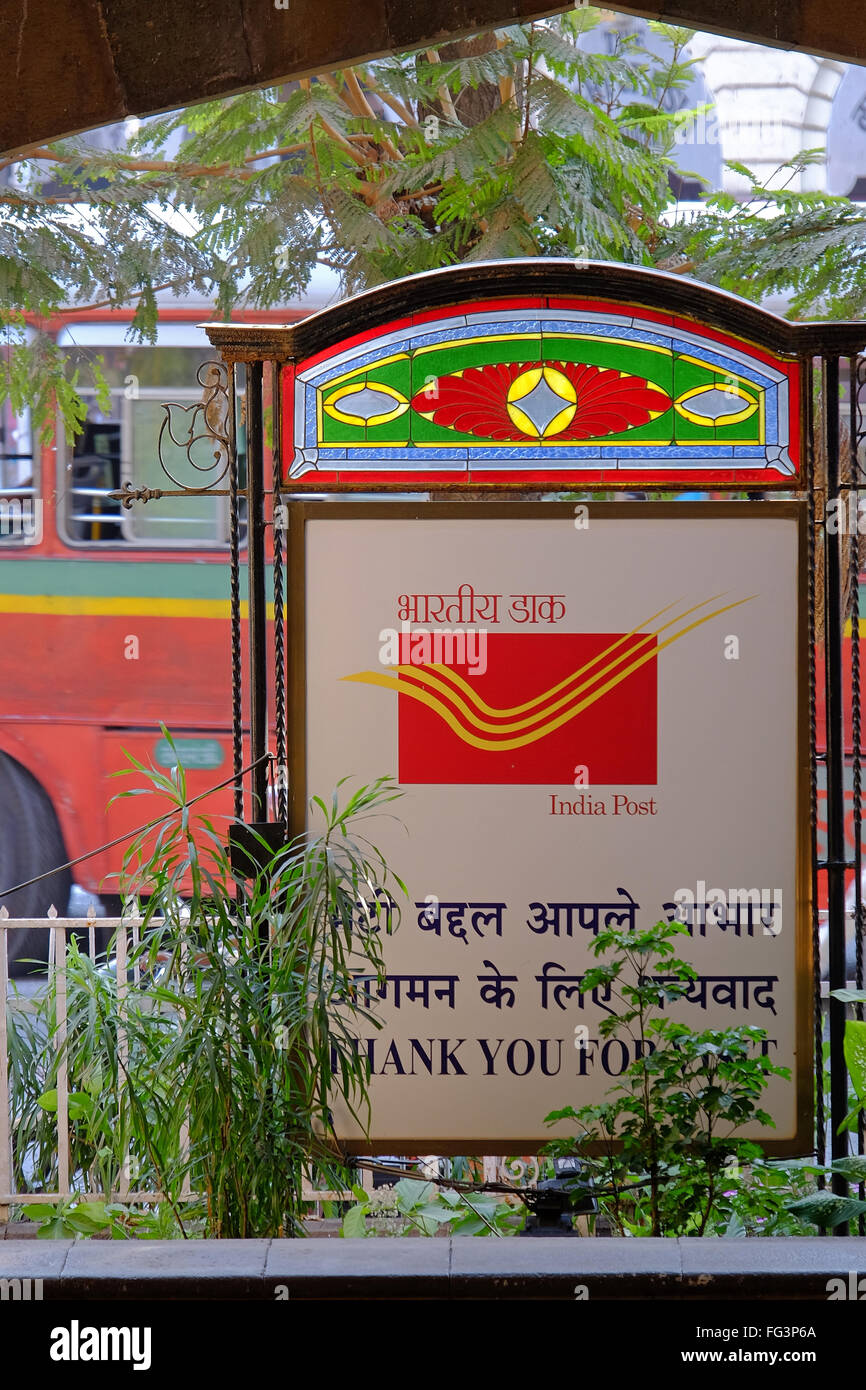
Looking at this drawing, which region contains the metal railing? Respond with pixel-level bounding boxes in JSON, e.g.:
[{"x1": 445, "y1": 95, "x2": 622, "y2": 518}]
[
  {"x1": 1, "y1": 915, "x2": 537, "y2": 1225},
  {"x1": 0, "y1": 914, "x2": 182, "y2": 1220}
]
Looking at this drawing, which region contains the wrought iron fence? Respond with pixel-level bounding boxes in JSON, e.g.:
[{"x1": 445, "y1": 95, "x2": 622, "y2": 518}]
[
  {"x1": 0, "y1": 915, "x2": 185, "y2": 1220},
  {"x1": 0, "y1": 916, "x2": 547, "y2": 1223}
]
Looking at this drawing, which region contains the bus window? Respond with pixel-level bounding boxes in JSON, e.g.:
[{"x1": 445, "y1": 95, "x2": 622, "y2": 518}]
[
  {"x1": 0, "y1": 399, "x2": 39, "y2": 546},
  {"x1": 67, "y1": 418, "x2": 124, "y2": 542},
  {"x1": 120, "y1": 389, "x2": 228, "y2": 544},
  {"x1": 58, "y1": 344, "x2": 246, "y2": 549}
]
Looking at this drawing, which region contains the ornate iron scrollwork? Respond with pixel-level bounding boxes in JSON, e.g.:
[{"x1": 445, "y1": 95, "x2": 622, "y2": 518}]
[
  {"x1": 115, "y1": 482, "x2": 164, "y2": 509},
  {"x1": 157, "y1": 360, "x2": 231, "y2": 491},
  {"x1": 494, "y1": 1157, "x2": 541, "y2": 1188}
]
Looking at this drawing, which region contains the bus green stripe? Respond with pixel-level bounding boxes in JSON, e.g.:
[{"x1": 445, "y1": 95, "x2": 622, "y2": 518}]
[{"x1": 0, "y1": 557, "x2": 273, "y2": 600}]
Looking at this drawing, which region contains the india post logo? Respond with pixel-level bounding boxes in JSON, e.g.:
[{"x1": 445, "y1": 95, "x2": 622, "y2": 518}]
[
  {"x1": 394, "y1": 630, "x2": 658, "y2": 785},
  {"x1": 342, "y1": 594, "x2": 754, "y2": 787}
]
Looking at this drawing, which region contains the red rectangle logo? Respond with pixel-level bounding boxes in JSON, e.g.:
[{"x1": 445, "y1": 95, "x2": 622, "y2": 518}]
[{"x1": 396, "y1": 632, "x2": 657, "y2": 785}]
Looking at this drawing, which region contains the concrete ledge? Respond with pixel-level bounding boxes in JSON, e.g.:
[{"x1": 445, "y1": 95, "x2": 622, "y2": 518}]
[
  {"x1": 678, "y1": 1238, "x2": 866, "y2": 1299},
  {"x1": 266, "y1": 1238, "x2": 450, "y2": 1300},
  {"x1": 451, "y1": 1236, "x2": 684, "y2": 1300},
  {"x1": 60, "y1": 1239, "x2": 271, "y2": 1301},
  {"x1": 1, "y1": 1238, "x2": 865, "y2": 1300}
]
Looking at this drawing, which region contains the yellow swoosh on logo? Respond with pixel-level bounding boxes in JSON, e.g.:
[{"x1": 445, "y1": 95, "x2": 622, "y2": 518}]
[
  {"x1": 420, "y1": 597, "x2": 724, "y2": 718},
  {"x1": 341, "y1": 594, "x2": 754, "y2": 752},
  {"x1": 407, "y1": 594, "x2": 731, "y2": 730}
]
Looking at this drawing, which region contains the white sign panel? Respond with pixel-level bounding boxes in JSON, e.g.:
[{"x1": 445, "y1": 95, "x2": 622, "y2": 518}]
[{"x1": 294, "y1": 503, "x2": 809, "y2": 1153}]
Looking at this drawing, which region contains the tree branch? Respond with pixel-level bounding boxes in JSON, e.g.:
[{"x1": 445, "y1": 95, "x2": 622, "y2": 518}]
[
  {"x1": 293, "y1": 82, "x2": 371, "y2": 168},
  {"x1": 68, "y1": 281, "x2": 181, "y2": 314},
  {"x1": 318, "y1": 117, "x2": 371, "y2": 165},
  {"x1": 497, "y1": 27, "x2": 515, "y2": 107},
  {"x1": 344, "y1": 70, "x2": 377, "y2": 122},
  {"x1": 0, "y1": 193, "x2": 84, "y2": 205},
  {"x1": 316, "y1": 71, "x2": 354, "y2": 112},
  {"x1": 22, "y1": 145, "x2": 248, "y2": 179},
  {"x1": 398, "y1": 182, "x2": 443, "y2": 202},
  {"x1": 522, "y1": 25, "x2": 536, "y2": 141},
  {"x1": 14, "y1": 128, "x2": 379, "y2": 188},
  {"x1": 344, "y1": 70, "x2": 403, "y2": 161},
  {"x1": 425, "y1": 50, "x2": 459, "y2": 124},
  {"x1": 356, "y1": 69, "x2": 417, "y2": 128}
]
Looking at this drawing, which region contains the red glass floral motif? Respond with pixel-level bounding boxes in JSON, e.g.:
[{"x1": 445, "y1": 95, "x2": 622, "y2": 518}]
[{"x1": 410, "y1": 360, "x2": 671, "y2": 441}]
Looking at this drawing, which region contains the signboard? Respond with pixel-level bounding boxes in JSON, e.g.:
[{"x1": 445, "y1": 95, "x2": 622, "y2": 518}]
[
  {"x1": 289, "y1": 502, "x2": 810, "y2": 1154},
  {"x1": 282, "y1": 297, "x2": 801, "y2": 490}
]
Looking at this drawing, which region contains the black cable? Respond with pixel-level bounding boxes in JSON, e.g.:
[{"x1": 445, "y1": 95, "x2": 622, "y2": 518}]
[{"x1": 0, "y1": 752, "x2": 271, "y2": 900}]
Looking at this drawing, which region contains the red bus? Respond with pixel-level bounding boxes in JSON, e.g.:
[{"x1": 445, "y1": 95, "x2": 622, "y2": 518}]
[
  {"x1": 1, "y1": 298, "x2": 861, "y2": 968},
  {"x1": 0, "y1": 301, "x2": 313, "y2": 967}
]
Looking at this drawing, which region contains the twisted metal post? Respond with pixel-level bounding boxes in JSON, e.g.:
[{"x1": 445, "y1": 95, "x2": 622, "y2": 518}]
[
  {"x1": 806, "y1": 360, "x2": 825, "y2": 1174},
  {"x1": 854, "y1": 354, "x2": 866, "y2": 1022},
  {"x1": 246, "y1": 362, "x2": 269, "y2": 823},
  {"x1": 272, "y1": 363, "x2": 288, "y2": 833},
  {"x1": 849, "y1": 360, "x2": 863, "y2": 1029},
  {"x1": 822, "y1": 355, "x2": 853, "y2": 1221},
  {"x1": 853, "y1": 355, "x2": 866, "y2": 1226},
  {"x1": 228, "y1": 364, "x2": 244, "y2": 825}
]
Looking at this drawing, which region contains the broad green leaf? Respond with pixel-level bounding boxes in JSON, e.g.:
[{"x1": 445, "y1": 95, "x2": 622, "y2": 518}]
[
  {"x1": 785, "y1": 1192, "x2": 866, "y2": 1228},
  {"x1": 415, "y1": 1202, "x2": 458, "y2": 1224},
  {"x1": 66, "y1": 1202, "x2": 109, "y2": 1228},
  {"x1": 438, "y1": 1189, "x2": 463, "y2": 1208},
  {"x1": 393, "y1": 1178, "x2": 433, "y2": 1213},
  {"x1": 37, "y1": 1218, "x2": 74, "y2": 1239},
  {"x1": 21, "y1": 1203, "x2": 52, "y2": 1224},
  {"x1": 844, "y1": 1020, "x2": 866, "y2": 1105},
  {"x1": 341, "y1": 1203, "x2": 368, "y2": 1238},
  {"x1": 830, "y1": 1156, "x2": 866, "y2": 1182},
  {"x1": 448, "y1": 1214, "x2": 486, "y2": 1237},
  {"x1": 67, "y1": 1092, "x2": 95, "y2": 1121}
]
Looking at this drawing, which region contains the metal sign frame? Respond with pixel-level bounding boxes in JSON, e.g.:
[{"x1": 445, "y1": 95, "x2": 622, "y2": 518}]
[
  {"x1": 113, "y1": 259, "x2": 866, "y2": 1201},
  {"x1": 286, "y1": 498, "x2": 812, "y2": 1155}
]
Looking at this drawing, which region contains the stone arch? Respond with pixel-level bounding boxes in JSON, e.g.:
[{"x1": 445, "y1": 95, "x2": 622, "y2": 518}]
[
  {"x1": 687, "y1": 35, "x2": 846, "y2": 193},
  {"x1": 826, "y1": 64, "x2": 866, "y2": 197},
  {"x1": 801, "y1": 56, "x2": 848, "y2": 191}
]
